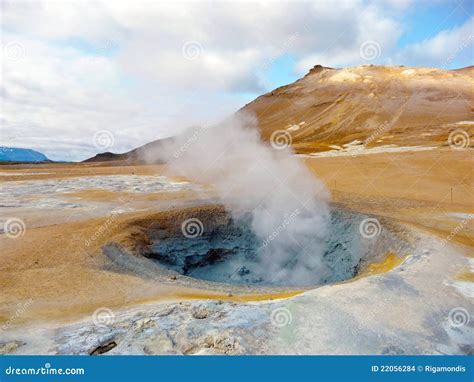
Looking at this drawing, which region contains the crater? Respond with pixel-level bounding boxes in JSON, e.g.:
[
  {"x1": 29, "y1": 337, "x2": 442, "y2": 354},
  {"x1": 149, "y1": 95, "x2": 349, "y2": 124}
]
[{"x1": 130, "y1": 204, "x2": 411, "y2": 288}]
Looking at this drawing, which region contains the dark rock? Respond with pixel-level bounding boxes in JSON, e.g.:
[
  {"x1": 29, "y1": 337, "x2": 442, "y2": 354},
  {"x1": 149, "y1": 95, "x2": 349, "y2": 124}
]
[{"x1": 89, "y1": 341, "x2": 117, "y2": 355}]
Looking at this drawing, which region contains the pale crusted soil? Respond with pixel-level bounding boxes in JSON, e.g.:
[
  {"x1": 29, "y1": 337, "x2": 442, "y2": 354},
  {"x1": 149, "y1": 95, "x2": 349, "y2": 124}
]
[{"x1": 0, "y1": 148, "x2": 472, "y2": 333}]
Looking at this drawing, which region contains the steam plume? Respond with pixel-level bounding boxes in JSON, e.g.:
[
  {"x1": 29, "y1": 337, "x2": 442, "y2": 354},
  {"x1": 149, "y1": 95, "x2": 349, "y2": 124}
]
[{"x1": 154, "y1": 113, "x2": 331, "y2": 285}]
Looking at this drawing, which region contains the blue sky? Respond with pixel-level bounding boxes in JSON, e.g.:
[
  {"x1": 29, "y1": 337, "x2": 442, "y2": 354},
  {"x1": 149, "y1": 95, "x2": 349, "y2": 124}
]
[
  {"x1": 398, "y1": 0, "x2": 472, "y2": 46},
  {"x1": 1, "y1": 0, "x2": 473, "y2": 161},
  {"x1": 264, "y1": 0, "x2": 473, "y2": 90}
]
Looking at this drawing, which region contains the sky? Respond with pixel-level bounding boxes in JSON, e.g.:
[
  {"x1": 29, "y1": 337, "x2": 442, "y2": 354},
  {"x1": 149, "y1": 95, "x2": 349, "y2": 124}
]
[{"x1": 1, "y1": 0, "x2": 473, "y2": 161}]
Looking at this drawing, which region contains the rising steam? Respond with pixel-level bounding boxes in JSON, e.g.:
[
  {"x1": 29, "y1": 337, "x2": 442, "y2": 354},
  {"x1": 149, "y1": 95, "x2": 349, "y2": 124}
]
[{"x1": 153, "y1": 113, "x2": 331, "y2": 285}]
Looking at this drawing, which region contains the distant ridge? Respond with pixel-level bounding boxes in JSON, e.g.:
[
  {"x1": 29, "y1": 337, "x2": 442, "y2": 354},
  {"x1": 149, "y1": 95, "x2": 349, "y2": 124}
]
[
  {"x1": 0, "y1": 147, "x2": 50, "y2": 163},
  {"x1": 453, "y1": 65, "x2": 474, "y2": 76},
  {"x1": 83, "y1": 137, "x2": 174, "y2": 164},
  {"x1": 84, "y1": 64, "x2": 473, "y2": 163}
]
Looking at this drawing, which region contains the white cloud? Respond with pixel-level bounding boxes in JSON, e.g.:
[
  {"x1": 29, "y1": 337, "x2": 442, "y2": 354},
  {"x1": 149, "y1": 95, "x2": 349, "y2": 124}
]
[
  {"x1": 294, "y1": 3, "x2": 402, "y2": 71},
  {"x1": 0, "y1": 0, "x2": 469, "y2": 161},
  {"x1": 2, "y1": 0, "x2": 406, "y2": 84},
  {"x1": 1, "y1": 34, "x2": 161, "y2": 161},
  {"x1": 396, "y1": 17, "x2": 474, "y2": 68}
]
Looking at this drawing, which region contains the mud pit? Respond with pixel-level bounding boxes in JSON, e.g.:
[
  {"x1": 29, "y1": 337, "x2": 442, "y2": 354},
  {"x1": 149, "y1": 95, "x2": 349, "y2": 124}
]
[
  {"x1": 1, "y1": 161, "x2": 471, "y2": 355},
  {"x1": 136, "y1": 205, "x2": 410, "y2": 288}
]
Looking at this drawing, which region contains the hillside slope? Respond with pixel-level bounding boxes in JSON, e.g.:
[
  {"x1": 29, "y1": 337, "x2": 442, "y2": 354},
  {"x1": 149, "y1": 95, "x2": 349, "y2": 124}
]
[
  {"x1": 85, "y1": 65, "x2": 473, "y2": 162},
  {"x1": 84, "y1": 138, "x2": 173, "y2": 164},
  {"x1": 240, "y1": 65, "x2": 473, "y2": 154}
]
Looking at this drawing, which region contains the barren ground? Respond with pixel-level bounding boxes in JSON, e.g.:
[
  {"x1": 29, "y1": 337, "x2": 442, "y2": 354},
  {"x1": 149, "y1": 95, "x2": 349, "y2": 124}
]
[{"x1": 0, "y1": 148, "x2": 472, "y2": 329}]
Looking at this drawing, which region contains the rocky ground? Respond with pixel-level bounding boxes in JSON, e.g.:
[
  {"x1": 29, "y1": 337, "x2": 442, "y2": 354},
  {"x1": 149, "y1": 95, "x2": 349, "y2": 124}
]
[
  {"x1": 0, "y1": 146, "x2": 472, "y2": 354},
  {"x1": 0, "y1": 226, "x2": 471, "y2": 355}
]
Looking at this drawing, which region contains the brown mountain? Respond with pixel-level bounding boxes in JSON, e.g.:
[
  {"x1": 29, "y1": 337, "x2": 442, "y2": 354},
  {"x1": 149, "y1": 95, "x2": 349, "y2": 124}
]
[
  {"x1": 241, "y1": 64, "x2": 473, "y2": 154},
  {"x1": 84, "y1": 65, "x2": 473, "y2": 162},
  {"x1": 84, "y1": 137, "x2": 174, "y2": 164}
]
